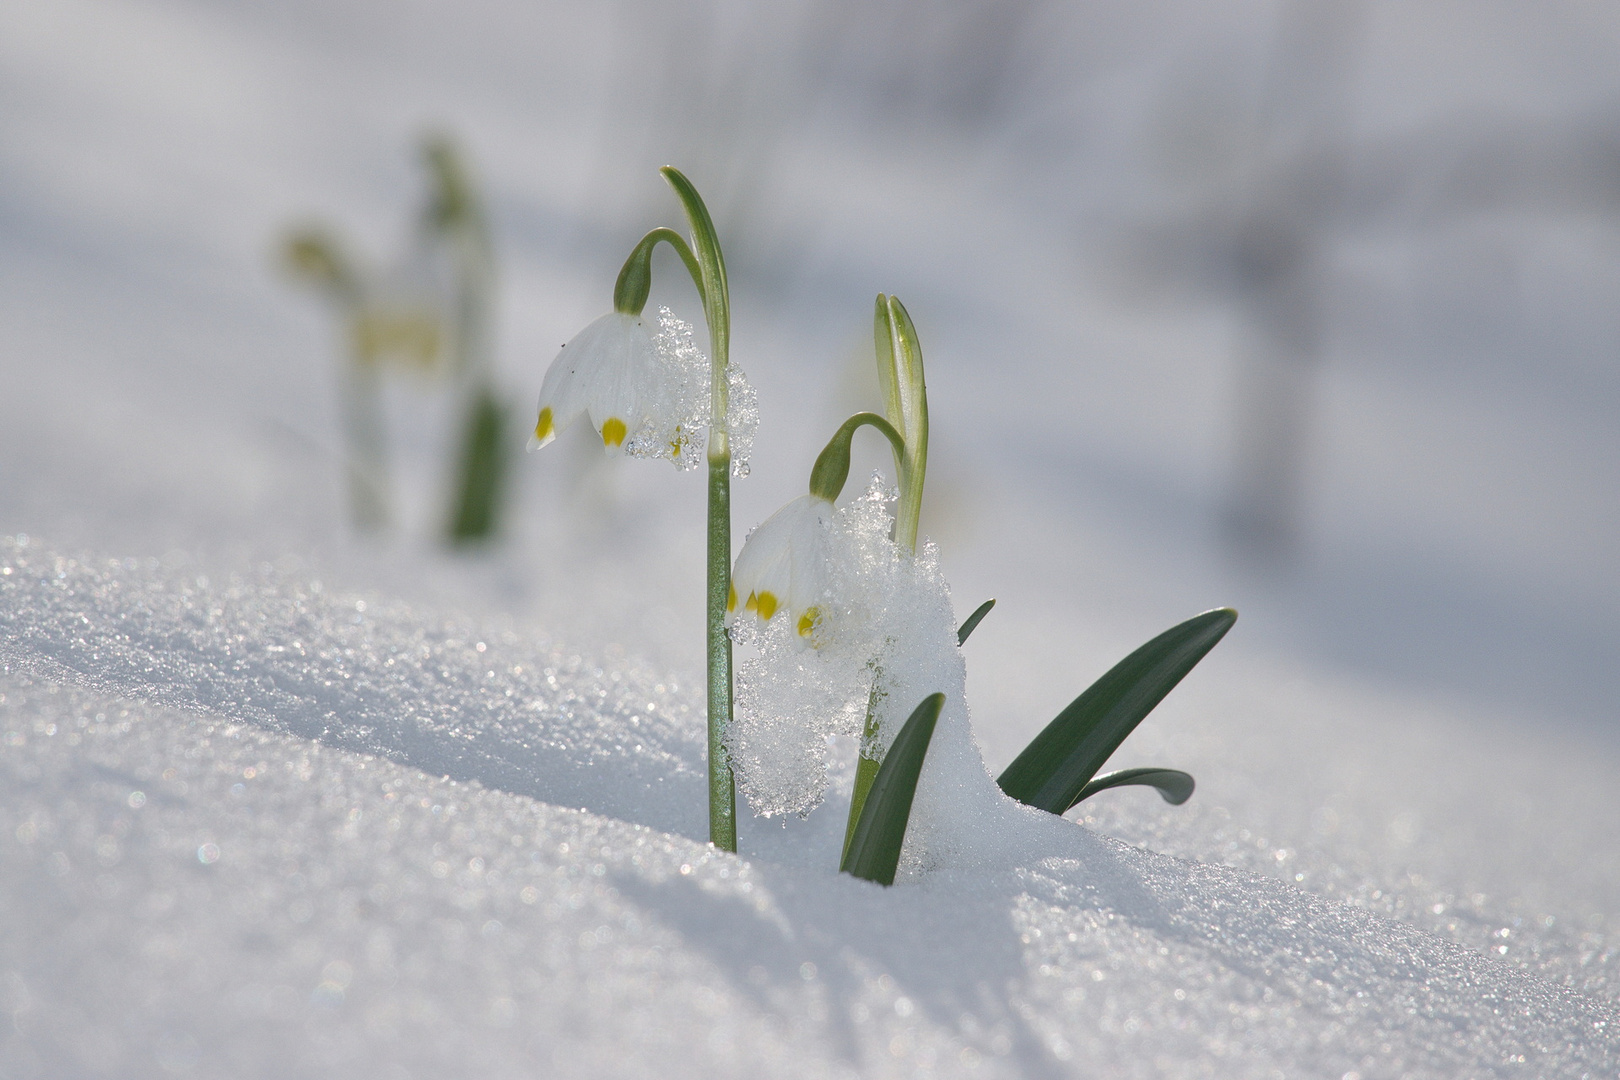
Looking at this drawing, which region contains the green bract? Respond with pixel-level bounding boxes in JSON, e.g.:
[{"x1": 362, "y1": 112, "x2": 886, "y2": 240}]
[{"x1": 808, "y1": 413, "x2": 906, "y2": 504}]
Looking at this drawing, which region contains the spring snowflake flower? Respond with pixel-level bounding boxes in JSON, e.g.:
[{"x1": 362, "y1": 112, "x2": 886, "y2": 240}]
[
  {"x1": 530, "y1": 311, "x2": 683, "y2": 456},
  {"x1": 728, "y1": 493, "x2": 837, "y2": 639},
  {"x1": 351, "y1": 260, "x2": 446, "y2": 372}
]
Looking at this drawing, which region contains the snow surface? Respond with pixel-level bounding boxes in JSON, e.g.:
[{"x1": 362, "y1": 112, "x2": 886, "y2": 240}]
[
  {"x1": 3, "y1": 1, "x2": 1620, "y2": 1076},
  {"x1": 4, "y1": 536, "x2": 1618, "y2": 1078}
]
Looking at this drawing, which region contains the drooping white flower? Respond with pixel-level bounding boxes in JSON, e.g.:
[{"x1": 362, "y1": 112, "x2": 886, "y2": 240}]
[
  {"x1": 350, "y1": 250, "x2": 449, "y2": 372},
  {"x1": 529, "y1": 311, "x2": 673, "y2": 455},
  {"x1": 729, "y1": 493, "x2": 837, "y2": 639}
]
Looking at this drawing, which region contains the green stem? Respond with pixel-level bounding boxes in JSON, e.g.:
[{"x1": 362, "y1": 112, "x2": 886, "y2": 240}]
[
  {"x1": 342, "y1": 341, "x2": 390, "y2": 532},
  {"x1": 663, "y1": 167, "x2": 737, "y2": 852},
  {"x1": 841, "y1": 679, "x2": 884, "y2": 864},
  {"x1": 844, "y1": 296, "x2": 932, "y2": 852},
  {"x1": 445, "y1": 388, "x2": 508, "y2": 543},
  {"x1": 424, "y1": 140, "x2": 510, "y2": 546},
  {"x1": 706, "y1": 457, "x2": 736, "y2": 850}
]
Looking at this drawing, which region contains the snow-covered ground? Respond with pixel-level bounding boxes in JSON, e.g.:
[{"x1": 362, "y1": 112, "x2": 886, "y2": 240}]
[
  {"x1": 2, "y1": 2, "x2": 1618, "y2": 1076},
  {"x1": 5, "y1": 539, "x2": 1617, "y2": 1078}
]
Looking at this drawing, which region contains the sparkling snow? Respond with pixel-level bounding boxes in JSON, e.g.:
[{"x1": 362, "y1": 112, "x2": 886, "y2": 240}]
[
  {"x1": 3, "y1": 536, "x2": 1617, "y2": 1077},
  {"x1": 3, "y1": 2, "x2": 1619, "y2": 1077}
]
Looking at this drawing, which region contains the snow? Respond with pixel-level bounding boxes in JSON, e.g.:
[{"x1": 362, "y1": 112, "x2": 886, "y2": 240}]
[
  {"x1": 733, "y1": 476, "x2": 1033, "y2": 875},
  {"x1": 4, "y1": 534, "x2": 1618, "y2": 1077},
  {"x1": 3, "y1": 1, "x2": 1620, "y2": 1076}
]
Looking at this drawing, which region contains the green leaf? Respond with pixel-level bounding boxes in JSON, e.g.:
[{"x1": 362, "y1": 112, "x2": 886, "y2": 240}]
[
  {"x1": 956, "y1": 599, "x2": 995, "y2": 645},
  {"x1": 841, "y1": 693, "x2": 945, "y2": 886},
  {"x1": 996, "y1": 608, "x2": 1236, "y2": 814},
  {"x1": 1069, "y1": 767, "x2": 1195, "y2": 809}
]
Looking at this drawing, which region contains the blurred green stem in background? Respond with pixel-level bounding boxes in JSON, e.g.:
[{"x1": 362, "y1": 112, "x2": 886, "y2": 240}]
[
  {"x1": 283, "y1": 229, "x2": 393, "y2": 532},
  {"x1": 281, "y1": 134, "x2": 514, "y2": 544},
  {"x1": 422, "y1": 136, "x2": 512, "y2": 546}
]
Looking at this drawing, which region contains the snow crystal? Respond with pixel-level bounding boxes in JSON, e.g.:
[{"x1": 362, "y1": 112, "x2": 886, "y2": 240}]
[
  {"x1": 4, "y1": 533, "x2": 1620, "y2": 1078},
  {"x1": 0, "y1": 536, "x2": 710, "y2": 840},
  {"x1": 725, "y1": 359, "x2": 758, "y2": 479},
  {"x1": 637, "y1": 307, "x2": 755, "y2": 476},
  {"x1": 727, "y1": 495, "x2": 879, "y2": 818},
  {"x1": 621, "y1": 307, "x2": 704, "y2": 469},
  {"x1": 729, "y1": 477, "x2": 1040, "y2": 879}
]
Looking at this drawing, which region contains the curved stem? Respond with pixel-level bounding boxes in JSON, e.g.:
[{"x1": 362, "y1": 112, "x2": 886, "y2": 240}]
[
  {"x1": 662, "y1": 168, "x2": 731, "y2": 460},
  {"x1": 808, "y1": 412, "x2": 906, "y2": 503},
  {"x1": 662, "y1": 167, "x2": 738, "y2": 852},
  {"x1": 614, "y1": 227, "x2": 703, "y2": 316}
]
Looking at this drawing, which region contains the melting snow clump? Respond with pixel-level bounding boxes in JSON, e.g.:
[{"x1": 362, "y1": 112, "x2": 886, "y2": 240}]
[
  {"x1": 730, "y1": 478, "x2": 1041, "y2": 878},
  {"x1": 2, "y1": 534, "x2": 1619, "y2": 1077},
  {"x1": 640, "y1": 307, "x2": 756, "y2": 476}
]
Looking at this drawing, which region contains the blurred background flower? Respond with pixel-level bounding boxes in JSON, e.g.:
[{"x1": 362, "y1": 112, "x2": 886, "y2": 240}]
[{"x1": 1, "y1": 0, "x2": 1616, "y2": 748}]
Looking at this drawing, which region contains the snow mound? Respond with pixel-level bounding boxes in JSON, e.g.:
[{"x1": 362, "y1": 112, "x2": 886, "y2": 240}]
[
  {"x1": 0, "y1": 535, "x2": 708, "y2": 839},
  {"x1": 3, "y1": 534, "x2": 1617, "y2": 1077}
]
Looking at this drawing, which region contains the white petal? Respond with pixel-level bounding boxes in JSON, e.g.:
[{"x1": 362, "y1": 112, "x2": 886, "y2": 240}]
[
  {"x1": 731, "y1": 495, "x2": 833, "y2": 624},
  {"x1": 533, "y1": 312, "x2": 664, "y2": 451}
]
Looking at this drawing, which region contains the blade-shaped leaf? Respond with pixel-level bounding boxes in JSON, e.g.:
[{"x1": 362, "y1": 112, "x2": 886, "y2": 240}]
[
  {"x1": 841, "y1": 693, "x2": 945, "y2": 886},
  {"x1": 956, "y1": 599, "x2": 995, "y2": 645},
  {"x1": 997, "y1": 608, "x2": 1236, "y2": 814},
  {"x1": 1069, "y1": 767, "x2": 1195, "y2": 809}
]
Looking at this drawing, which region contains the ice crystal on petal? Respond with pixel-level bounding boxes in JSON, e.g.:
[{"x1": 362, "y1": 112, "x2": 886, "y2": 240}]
[
  {"x1": 729, "y1": 480, "x2": 890, "y2": 817},
  {"x1": 730, "y1": 476, "x2": 1033, "y2": 871},
  {"x1": 642, "y1": 307, "x2": 755, "y2": 475},
  {"x1": 629, "y1": 307, "x2": 709, "y2": 470}
]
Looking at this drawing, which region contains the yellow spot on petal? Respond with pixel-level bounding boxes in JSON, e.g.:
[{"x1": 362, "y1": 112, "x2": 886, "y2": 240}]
[
  {"x1": 744, "y1": 592, "x2": 758, "y2": 613},
  {"x1": 533, "y1": 407, "x2": 555, "y2": 444},
  {"x1": 601, "y1": 417, "x2": 628, "y2": 448},
  {"x1": 727, "y1": 584, "x2": 737, "y2": 612},
  {"x1": 797, "y1": 607, "x2": 821, "y2": 637},
  {"x1": 755, "y1": 591, "x2": 778, "y2": 621}
]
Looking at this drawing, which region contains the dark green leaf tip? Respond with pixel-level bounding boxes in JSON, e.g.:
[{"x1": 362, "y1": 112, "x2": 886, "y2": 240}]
[
  {"x1": 1068, "y1": 768, "x2": 1195, "y2": 810},
  {"x1": 956, "y1": 599, "x2": 995, "y2": 645}
]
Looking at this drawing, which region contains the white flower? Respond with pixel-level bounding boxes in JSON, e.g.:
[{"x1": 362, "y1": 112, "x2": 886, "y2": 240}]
[
  {"x1": 529, "y1": 311, "x2": 679, "y2": 456},
  {"x1": 347, "y1": 245, "x2": 450, "y2": 372},
  {"x1": 729, "y1": 494, "x2": 837, "y2": 639}
]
